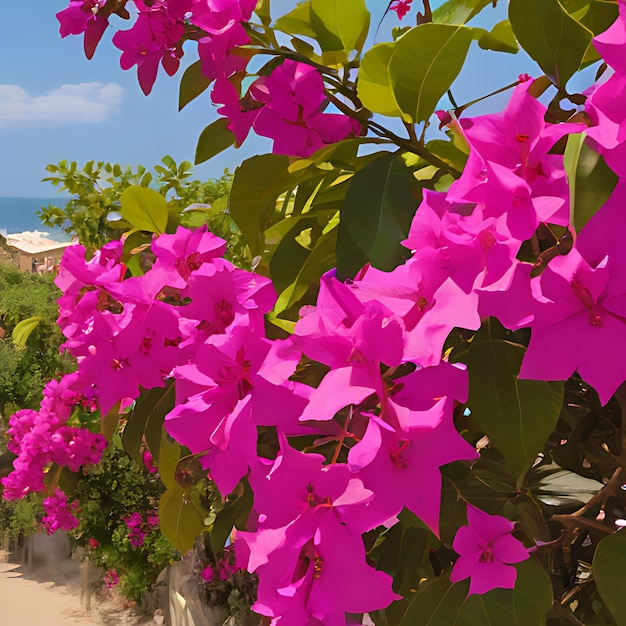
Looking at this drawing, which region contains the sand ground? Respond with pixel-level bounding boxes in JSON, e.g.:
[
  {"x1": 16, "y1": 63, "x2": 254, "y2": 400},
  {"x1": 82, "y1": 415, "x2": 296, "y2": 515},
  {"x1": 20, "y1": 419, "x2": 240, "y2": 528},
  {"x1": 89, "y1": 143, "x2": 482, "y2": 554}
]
[{"x1": 0, "y1": 550, "x2": 157, "y2": 626}]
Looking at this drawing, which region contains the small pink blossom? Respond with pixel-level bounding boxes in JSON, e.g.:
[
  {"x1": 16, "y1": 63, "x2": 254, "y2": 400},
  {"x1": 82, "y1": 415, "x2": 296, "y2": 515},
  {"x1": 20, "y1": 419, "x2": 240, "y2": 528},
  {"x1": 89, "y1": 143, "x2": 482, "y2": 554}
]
[
  {"x1": 390, "y1": 0, "x2": 412, "y2": 20},
  {"x1": 450, "y1": 505, "x2": 531, "y2": 595},
  {"x1": 103, "y1": 569, "x2": 119, "y2": 589}
]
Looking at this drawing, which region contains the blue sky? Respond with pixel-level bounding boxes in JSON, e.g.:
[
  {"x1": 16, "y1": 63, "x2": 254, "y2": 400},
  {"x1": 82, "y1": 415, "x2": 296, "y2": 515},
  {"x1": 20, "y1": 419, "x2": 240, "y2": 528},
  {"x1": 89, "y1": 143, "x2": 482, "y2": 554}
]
[{"x1": 1, "y1": 1, "x2": 549, "y2": 198}]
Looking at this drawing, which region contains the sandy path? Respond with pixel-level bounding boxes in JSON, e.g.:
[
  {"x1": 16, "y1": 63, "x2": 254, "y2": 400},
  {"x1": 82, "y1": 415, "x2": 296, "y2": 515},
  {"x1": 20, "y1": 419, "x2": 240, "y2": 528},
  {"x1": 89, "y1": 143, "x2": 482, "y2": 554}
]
[{"x1": 0, "y1": 552, "x2": 153, "y2": 626}]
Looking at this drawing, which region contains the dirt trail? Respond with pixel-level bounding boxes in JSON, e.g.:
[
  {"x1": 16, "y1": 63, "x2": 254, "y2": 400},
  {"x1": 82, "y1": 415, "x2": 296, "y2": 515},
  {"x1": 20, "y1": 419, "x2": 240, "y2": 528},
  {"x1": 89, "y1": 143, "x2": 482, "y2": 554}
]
[{"x1": 0, "y1": 551, "x2": 154, "y2": 626}]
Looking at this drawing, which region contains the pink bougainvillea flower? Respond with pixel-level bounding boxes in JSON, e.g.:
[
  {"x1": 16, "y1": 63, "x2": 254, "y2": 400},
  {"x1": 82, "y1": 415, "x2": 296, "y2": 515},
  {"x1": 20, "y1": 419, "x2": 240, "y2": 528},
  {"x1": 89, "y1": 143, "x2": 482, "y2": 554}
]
[
  {"x1": 112, "y1": 9, "x2": 184, "y2": 95},
  {"x1": 42, "y1": 488, "x2": 80, "y2": 534},
  {"x1": 56, "y1": 0, "x2": 109, "y2": 59},
  {"x1": 211, "y1": 78, "x2": 264, "y2": 146},
  {"x1": 592, "y1": 3, "x2": 626, "y2": 78},
  {"x1": 519, "y1": 246, "x2": 626, "y2": 405},
  {"x1": 450, "y1": 505, "x2": 531, "y2": 595},
  {"x1": 390, "y1": 0, "x2": 412, "y2": 20},
  {"x1": 251, "y1": 60, "x2": 361, "y2": 157},
  {"x1": 404, "y1": 189, "x2": 518, "y2": 293},
  {"x1": 449, "y1": 82, "x2": 585, "y2": 239},
  {"x1": 349, "y1": 258, "x2": 480, "y2": 367}
]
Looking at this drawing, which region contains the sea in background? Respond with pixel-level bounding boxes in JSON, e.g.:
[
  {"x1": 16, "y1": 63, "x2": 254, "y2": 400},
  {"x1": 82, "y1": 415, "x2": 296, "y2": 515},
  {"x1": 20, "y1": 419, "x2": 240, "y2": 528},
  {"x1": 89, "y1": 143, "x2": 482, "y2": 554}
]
[{"x1": 0, "y1": 197, "x2": 69, "y2": 239}]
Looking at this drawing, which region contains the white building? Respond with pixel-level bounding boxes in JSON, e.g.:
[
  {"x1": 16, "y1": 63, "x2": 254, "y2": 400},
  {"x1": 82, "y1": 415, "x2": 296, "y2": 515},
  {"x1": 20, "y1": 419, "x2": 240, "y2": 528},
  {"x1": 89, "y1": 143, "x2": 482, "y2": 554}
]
[{"x1": 0, "y1": 231, "x2": 76, "y2": 273}]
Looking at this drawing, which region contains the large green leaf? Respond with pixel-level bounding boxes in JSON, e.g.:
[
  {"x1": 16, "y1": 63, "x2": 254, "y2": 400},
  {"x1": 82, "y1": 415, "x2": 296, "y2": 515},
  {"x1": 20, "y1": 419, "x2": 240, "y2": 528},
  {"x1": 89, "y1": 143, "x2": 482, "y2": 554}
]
[
  {"x1": 159, "y1": 486, "x2": 204, "y2": 554},
  {"x1": 399, "y1": 558, "x2": 552, "y2": 626},
  {"x1": 594, "y1": 531, "x2": 626, "y2": 626},
  {"x1": 358, "y1": 43, "x2": 408, "y2": 120},
  {"x1": 456, "y1": 322, "x2": 565, "y2": 486},
  {"x1": 122, "y1": 382, "x2": 175, "y2": 465},
  {"x1": 337, "y1": 152, "x2": 417, "y2": 275},
  {"x1": 433, "y1": 0, "x2": 496, "y2": 24},
  {"x1": 210, "y1": 480, "x2": 254, "y2": 554},
  {"x1": 178, "y1": 60, "x2": 211, "y2": 111},
  {"x1": 194, "y1": 118, "x2": 236, "y2": 165},
  {"x1": 229, "y1": 154, "x2": 312, "y2": 256},
  {"x1": 509, "y1": 0, "x2": 594, "y2": 88},
  {"x1": 273, "y1": 226, "x2": 338, "y2": 315},
  {"x1": 120, "y1": 186, "x2": 168, "y2": 233},
  {"x1": 571, "y1": 143, "x2": 619, "y2": 231},
  {"x1": 274, "y1": 1, "x2": 317, "y2": 39},
  {"x1": 389, "y1": 24, "x2": 474, "y2": 124},
  {"x1": 310, "y1": 0, "x2": 370, "y2": 53}
]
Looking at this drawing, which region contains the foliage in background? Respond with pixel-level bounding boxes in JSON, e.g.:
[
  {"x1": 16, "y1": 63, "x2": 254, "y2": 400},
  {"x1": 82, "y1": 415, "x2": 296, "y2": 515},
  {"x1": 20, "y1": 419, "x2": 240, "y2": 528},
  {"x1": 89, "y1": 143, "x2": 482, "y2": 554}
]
[
  {"x1": 72, "y1": 445, "x2": 177, "y2": 602},
  {"x1": 40, "y1": 156, "x2": 246, "y2": 265},
  {"x1": 0, "y1": 266, "x2": 67, "y2": 420}
]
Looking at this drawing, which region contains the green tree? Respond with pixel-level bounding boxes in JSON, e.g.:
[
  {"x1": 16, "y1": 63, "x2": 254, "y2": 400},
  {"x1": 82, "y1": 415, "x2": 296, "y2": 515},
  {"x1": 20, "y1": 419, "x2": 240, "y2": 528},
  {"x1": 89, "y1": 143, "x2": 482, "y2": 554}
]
[{"x1": 40, "y1": 156, "x2": 244, "y2": 263}]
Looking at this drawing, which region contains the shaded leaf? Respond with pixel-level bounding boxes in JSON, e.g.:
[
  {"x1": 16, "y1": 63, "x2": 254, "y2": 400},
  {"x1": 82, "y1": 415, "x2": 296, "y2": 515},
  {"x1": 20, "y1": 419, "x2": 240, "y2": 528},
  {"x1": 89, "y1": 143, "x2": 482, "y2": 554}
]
[
  {"x1": 179, "y1": 60, "x2": 211, "y2": 111},
  {"x1": 210, "y1": 480, "x2": 254, "y2": 554},
  {"x1": 273, "y1": 226, "x2": 337, "y2": 315},
  {"x1": 122, "y1": 381, "x2": 175, "y2": 465},
  {"x1": 159, "y1": 487, "x2": 204, "y2": 554},
  {"x1": 594, "y1": 531, "x2": 626, "y2": 626},
  {"x1": 572, "y1": 143, "x2": 619, "y2": 231},
  {"x1": 509, "y1": 0, "x2": 593, "y2": 88},
  {"x1": 400, "y1": 558, "x2": 551, "y2": 626},
  {"x1": 455, "y1": 321, "x2": 565, "y2": 485},
  {"x1": 337, "y1": 152, "x2": 416, "y2": 275},
  {"x1": 194, "y1": 118, "x2": 236, "y2": 165},
  {"x1": 229, "y1": 154, "x2": 312, "y2": 256}
]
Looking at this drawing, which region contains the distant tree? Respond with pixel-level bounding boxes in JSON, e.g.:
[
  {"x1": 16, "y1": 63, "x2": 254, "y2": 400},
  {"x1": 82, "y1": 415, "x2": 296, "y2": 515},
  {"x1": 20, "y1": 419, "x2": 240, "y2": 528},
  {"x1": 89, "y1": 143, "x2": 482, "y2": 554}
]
[{"x1": 40, "y1": 156, "x2": 242, "y2": 261}]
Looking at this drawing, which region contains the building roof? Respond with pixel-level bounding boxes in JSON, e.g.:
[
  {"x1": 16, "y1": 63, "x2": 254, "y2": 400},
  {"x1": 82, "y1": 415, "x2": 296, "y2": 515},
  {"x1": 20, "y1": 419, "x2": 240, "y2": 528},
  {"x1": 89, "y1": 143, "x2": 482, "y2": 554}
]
[{"x1": 3, "y1": 231, "x2": 75, "y2": 256}]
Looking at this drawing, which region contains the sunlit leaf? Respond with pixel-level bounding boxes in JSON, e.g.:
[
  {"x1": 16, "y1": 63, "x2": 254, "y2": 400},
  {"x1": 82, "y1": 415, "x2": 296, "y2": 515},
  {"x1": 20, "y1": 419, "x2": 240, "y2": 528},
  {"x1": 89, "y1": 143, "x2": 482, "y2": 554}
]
[{"x1": 389, "y1": 24, "x2": 474, "y2": 123}]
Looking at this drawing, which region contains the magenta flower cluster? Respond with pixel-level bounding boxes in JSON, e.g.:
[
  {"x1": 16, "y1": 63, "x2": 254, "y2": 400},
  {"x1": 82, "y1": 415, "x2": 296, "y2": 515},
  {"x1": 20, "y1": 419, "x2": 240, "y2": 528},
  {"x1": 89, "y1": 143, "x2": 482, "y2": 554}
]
[
  {"x1": 123, "y1": 510, "x2": 159, "y2": 548},
  {"x1": 56, "y1": 0, "x2": 361, "y2": 156},
  {"x1": 6, "y1": 3, "x2": 626, "y2": 622},
  {"x1": 1, "y1": 374, "x2": 106, "y2": 532}
]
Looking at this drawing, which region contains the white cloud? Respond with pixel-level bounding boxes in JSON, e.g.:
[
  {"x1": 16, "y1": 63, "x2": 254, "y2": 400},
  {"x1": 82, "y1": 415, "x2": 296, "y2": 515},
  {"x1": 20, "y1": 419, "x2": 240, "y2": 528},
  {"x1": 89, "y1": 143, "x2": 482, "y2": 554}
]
[{"x1": 0, "y1": 82, "x2": 123, "y2": 128}]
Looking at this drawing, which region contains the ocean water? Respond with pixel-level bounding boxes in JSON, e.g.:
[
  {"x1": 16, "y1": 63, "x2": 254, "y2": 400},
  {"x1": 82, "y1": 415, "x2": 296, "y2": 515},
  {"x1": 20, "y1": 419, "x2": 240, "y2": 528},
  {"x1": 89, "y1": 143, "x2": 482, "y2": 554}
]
[{"x1": 0, "y1": 197, "x2": 68, "y2": 237}]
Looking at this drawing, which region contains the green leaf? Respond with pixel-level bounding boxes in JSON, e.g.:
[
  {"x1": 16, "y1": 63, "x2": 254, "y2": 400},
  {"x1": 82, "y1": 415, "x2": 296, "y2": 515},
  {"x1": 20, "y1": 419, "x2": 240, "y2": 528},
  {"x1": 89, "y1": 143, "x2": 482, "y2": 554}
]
[
  {"x1": 255, "y1": 0, "x2": 271, "y2": 25},
  {"x1": 194, "y1": 118, "x2": 236, "y2": 165},
  {"x1": 120, "y1": 186, "x2": 168, "y2": 233},
  {"x1": 102, "y1": 403, "x2": 120, "y2": 442},
  {"x1": 229, "y1": 154, "x2": 312, "y2": 256},
  {"x1": 210, "y1": 481, "x2": 254, "y2": 554},
  {"x1": 179, "y1": 60, "x2": 211, "y2": 111},
  {"x1": 337, "y1": 152, "x2": 416, "y2": 275},
  {"x1": 310, "y1": 0, "x2": 370, "y2": 53},
  {"x1": 358, "y1": 43, "x2": 408, "y2": 120},
  {"x1": 476, "y1": 20, "x2": 519, "y2": 54},
  {"x1": 11, "y1": 316, "x2": 42, "y2": 349},
  {"x1": 389, "y1": 24, "x2": 474, "y2": 124},
  {"x1": 456, "y1": 321, "x2": 565, "y2": 485},
  {"x1": 159, "y1": 437, "x2": 182, "y2": 491},
  {"x1": 572, "y1": 143, "x2": 619, "y2": 231},
  {"x1": 433, "y1": 0, "x2": 496, "y2": 24},
  {"x1": 273, "y1": 226, "x2": 338, "y2": 314},
  {"x1": 275, "y1": 1, "x2": 317, "y2": 39},
  {"x1": 159, "y1": 487, "x2": 204, "y2": 554},
  {"x1": 400, "y1": 558, "x2": 551, "y2": 626},
  {"x1": 509, "y1": 0, "x2": 594, "y2": 88},
  {"x1": 563, "y1": 131, "x2": 586, "y2": 225},
  {"x1": 122, "y1": 382, "x2": 175, "y2": 465},
  {"x1": 594, "y1": 531, "x2": 626, "y2": 626}
]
